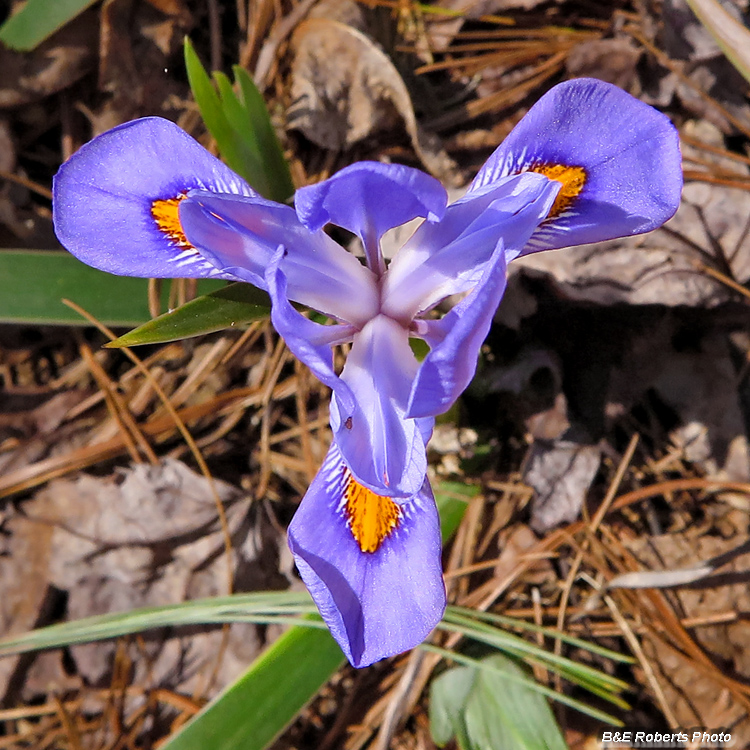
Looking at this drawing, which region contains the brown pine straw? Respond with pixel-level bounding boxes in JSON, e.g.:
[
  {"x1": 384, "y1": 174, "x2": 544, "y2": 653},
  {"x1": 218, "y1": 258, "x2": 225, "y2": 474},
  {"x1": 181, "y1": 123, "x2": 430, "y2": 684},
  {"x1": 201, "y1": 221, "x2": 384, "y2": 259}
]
[
  {"x1": 349, "y1": 473, "x2": 750, "y2": 748},
  {"x1": 79, "y1": 342, "x2": 160, "y2": 465}
]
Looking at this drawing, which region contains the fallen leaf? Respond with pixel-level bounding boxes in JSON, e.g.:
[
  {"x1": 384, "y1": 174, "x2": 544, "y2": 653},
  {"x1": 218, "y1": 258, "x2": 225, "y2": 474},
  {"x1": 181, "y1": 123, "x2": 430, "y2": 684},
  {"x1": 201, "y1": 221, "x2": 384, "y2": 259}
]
[
  {"x1": 524, "y1": 435, "x2": 601, "y2": 532},
  {"x1": 288, "y1": 17, "x2": 460, "y2": 184}
]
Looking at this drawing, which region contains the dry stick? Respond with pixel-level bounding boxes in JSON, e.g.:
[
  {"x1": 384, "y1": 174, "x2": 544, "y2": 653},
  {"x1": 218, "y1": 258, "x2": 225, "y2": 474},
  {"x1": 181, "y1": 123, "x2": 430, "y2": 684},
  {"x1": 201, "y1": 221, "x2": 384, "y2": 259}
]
[
  {"x1": 0, "y1": 384, "x2": 268, "y2": 499},
  {"x1": 79, "y1": 343, "x2": 143, "y2": 465},
  {"x1": 374, "y1": 650, "x2": 427, "y2": 750},
  {"x1": 682, "y1": 169, "x2": 750, "y2": 189},
  {"x1": 294, "y1": 359, "x2": 317, "y2": 482},
  {"x1": 256, "y1": 335, "x2": 289, "y2": 499},
  {"x1": 681, "y1": 132, "x2": 750, "y2": 168},
  {"x1": 253, "y1": 0, "x2": 319, "y2": 89},
  {"x1": 53, "y1": 697, "x2": 84, "y2": 750},
  {"x1": 61, "y1": 299, "x2": 235, "y2": 600},
  {"x1": 219, "y1": 319, "x2": 265, "y2": 366},
  {"x1": 0, "y1": 168, "x2": 53, "y2": 200}
]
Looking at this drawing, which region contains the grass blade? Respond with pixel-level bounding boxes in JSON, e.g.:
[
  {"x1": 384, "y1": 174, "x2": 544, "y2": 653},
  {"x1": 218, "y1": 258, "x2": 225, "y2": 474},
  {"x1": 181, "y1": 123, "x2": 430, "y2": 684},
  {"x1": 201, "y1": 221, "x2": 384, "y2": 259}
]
[
  {"x1": 0, "y1": 250, "x2": 223, "y2": 326},
  {"x1": 161, "y1": 622, "x2": 345, "y2": 750},
  {"x1": 107, "y1": 282, "x2": 271, "y2": 347},
  {"x1": 0, "y1": 0, "x2": 98, "y2": 51}
]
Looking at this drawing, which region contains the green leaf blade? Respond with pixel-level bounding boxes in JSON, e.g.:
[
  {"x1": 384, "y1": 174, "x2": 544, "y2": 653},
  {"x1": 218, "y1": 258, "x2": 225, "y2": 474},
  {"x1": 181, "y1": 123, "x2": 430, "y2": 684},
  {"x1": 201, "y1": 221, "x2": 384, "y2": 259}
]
[
  {"x1": 0, "y1": 250, "x2": 224, "y2": 327},
  {"x1": 161, "y1": 623, "x2": 345, "y2": 750},
  {"x1": 0, "y1": 0, "x2": 98, "y2": 51},
  {"x1": 107, "y1": 282, "x2": 271, "y2": 347}
]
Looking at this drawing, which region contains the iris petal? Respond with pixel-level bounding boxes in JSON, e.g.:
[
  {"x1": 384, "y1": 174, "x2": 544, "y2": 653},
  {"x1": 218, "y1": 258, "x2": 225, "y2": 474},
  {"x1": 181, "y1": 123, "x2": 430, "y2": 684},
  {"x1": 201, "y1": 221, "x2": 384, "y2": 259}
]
[
  {"x1": 288, "y1": 443, "x2": 445, "y2": 668},
  {"x1": 382, "y1": 172, "x2": 557, "y2": 321},
  {"x1": 264, "y1": 249, "x2": 357, "y2": 416},
  {"x1": 52, "y1": 117, "x2": 254, "y2": 280},
  {"x1": 181, "y1": 192, "x2": 379, "y2": 325},
  {"x1": 470, "y1": 78, "x2": 683, "y2": 252},
  {"x1": 295, "y1": 161, "x2": 447, "y2": 272},
  {"x1": 331, "y1": 314, "x2": 427, "y2": 498},
  {"x1": 405, "y1": 179, "x2": 559, "y2": 418}
]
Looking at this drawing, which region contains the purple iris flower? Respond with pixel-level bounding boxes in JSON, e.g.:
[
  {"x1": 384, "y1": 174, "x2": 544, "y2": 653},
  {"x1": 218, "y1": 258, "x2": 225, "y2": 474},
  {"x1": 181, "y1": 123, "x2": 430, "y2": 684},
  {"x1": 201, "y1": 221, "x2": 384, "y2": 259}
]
[{"x1": 52, "y1": 78, "x2": 682, "y2": 667}]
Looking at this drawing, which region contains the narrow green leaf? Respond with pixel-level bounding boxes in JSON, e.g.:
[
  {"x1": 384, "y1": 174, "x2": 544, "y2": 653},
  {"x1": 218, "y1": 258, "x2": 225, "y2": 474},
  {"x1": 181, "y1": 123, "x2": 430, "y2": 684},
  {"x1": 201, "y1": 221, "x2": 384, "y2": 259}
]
[
  {"x1": 184, "y1": 39, "x2": 259, "y2": 186},
  {"x1": 233, "y1": 66, "x2": 294, "y2": 202},
  {"x1": 184, "y1": 38, "x2": 286, "y2": 199},
  {"x1": 448, "y1": 606, "x2": 634, "y2": 664},
  {"x1": 424, "y1": 646, "x2": 623, "y2": 727},
  {"x1": 440, "y1": 612, "x2": 629, "y2": 697},
  {"x1": 0, "y1": 592, "x2": 319, "y2": 657},
  {"x1": 213, "y1": 71, "x2": 263, "y2": 158},
  {"x1": 161, "y1": 622, "x2": 345, "y2": 750},
  {"x1": 0, "y1": 250, "x2": 223, "y2": 326},
  {"x1": 107, "y1": 282, "x2": 271, "y2": 347},
  {"x1": 0, "y1": 0, "x2": 98, "y2": 51}
]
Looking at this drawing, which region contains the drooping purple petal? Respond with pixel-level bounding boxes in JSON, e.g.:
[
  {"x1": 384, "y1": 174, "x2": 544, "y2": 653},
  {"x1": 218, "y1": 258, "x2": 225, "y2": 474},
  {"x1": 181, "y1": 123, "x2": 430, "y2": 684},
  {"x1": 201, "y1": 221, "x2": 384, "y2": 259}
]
[
  {"x1": 288, "y1": 443, "x2": 445, "y2": 668},
  {"x1": 295, "y1": 162, "x2": 448, "y2": 273},
  {"x1": 53, "y1": 117, "x2": 255, "y2": 280},
  {"x1": 331, "y1": 314, "x2": 427, "y2": 498},
  {"x1": 181, "y1": 192, "x2": 379, "y2": 325},
  {"x1": 382, "y1": 173, "x2": 558, "y2": 322},
  {"x1": 470, "y1": 78, "x2": 682, "y2": 253}
]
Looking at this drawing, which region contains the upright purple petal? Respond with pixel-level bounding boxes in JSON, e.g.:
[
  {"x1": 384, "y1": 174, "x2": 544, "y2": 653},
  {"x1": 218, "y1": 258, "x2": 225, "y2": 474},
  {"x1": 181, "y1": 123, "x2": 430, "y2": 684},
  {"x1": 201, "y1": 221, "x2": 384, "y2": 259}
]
[
  {"x1": 53, "y1": 117, "x2": 254, "y2": 280},
  {"x1": 295, "y1": 162, "x2": 447, "y2": 273},
  {"x1": 470, "y1": 78, "x2": 682, "y2": 252},
  {"x1": 181, "y1": 192, "x2": 379, "y2": 325},
  {"x1": 288, "y1": 443, "x2": 445, "y2": 668},
  {"x1": 331, "y1": 314, "x2": 427, "y2": 498},
  {"x1": 382, "y1": 173, "x2": 558, "y2": 322}
]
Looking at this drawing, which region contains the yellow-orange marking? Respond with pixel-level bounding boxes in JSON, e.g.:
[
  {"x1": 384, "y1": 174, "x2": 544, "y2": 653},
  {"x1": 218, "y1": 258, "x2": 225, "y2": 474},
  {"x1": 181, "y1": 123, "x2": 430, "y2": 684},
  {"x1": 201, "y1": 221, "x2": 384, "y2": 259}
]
[
  {"x1": 528, "y1": 163, "x2": 586, "y2": 219},
  {"x1": 343, "y1": 472, "x2": 401, "y2": 553},
  {"x1": 151, "y1": 195, "x2": 193, "y2": 248}
]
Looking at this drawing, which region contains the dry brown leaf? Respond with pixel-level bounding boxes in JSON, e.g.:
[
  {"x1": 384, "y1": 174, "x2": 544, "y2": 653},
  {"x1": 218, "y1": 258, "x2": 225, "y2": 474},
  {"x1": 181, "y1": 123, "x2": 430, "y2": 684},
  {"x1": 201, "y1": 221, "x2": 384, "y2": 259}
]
[
  {"x1": 524, "y1": 436, "x2": 601, "y2": 532},
  {"x1": 9, "y1": 460, "x2": 288, "y2": 696},
  {"x1": 565, "y1": 38, "x2": 642, "y2": 90},
  {"x1": 0, "y1": 508, "x2": 55, "y2": 700},
  {"x1": 288, "y1": 17, "x2": 460, "y2": 184}
]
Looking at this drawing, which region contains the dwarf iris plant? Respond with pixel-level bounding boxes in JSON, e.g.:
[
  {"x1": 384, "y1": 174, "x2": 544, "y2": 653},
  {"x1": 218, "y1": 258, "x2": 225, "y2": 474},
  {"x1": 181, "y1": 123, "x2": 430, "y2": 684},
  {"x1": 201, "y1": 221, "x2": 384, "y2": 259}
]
[{"x1": 53, "y1": 78, "x2": 682, "y2": 668}]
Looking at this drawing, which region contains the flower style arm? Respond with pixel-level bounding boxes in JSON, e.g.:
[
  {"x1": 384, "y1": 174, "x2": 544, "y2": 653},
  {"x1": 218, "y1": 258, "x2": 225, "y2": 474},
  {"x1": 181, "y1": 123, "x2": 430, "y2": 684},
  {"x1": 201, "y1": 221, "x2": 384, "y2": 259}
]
[{"x1": 295, "y1": 161, "x2": 448, "y2": 273}]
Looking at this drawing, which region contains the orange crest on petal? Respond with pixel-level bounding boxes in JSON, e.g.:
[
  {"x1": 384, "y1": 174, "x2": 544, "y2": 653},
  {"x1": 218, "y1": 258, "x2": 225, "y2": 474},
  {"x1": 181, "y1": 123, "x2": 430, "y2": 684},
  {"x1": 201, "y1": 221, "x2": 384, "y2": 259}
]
[
  {"x1": 528, "y1": 163, "x2": 586, "y2": 219},
  {"x1": 151, "y1": 195, "x2": 193, "y2": 249},
  {"x1": 343, "y1": 471, "x2": 401, "y2": 553}
]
